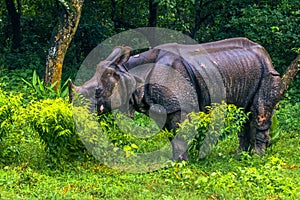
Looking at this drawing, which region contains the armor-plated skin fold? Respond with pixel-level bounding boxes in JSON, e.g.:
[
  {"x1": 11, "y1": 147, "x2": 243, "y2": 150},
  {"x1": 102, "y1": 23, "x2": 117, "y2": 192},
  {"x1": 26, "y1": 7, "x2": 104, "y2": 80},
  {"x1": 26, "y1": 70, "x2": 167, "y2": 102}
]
[{"x1": 69, "y1": 37, "x2": 296, "y2": 159}]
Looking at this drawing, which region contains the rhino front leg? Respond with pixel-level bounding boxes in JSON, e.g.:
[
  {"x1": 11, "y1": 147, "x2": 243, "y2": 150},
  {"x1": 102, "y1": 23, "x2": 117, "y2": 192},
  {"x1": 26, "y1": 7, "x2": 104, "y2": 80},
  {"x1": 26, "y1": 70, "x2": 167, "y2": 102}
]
[
  {"x1": 171, "y1": 137, "x2": 188, "y2": 161},
  {"x1": 165, "y1": 111, "x2": 188, "y2": 161}
]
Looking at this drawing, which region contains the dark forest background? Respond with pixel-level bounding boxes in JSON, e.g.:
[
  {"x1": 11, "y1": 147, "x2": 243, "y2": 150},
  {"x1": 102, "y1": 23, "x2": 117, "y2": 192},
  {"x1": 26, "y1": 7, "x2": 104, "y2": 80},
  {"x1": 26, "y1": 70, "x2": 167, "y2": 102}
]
[{"x1": 1, "y1": 0, "x2": 299, "y2": 82}]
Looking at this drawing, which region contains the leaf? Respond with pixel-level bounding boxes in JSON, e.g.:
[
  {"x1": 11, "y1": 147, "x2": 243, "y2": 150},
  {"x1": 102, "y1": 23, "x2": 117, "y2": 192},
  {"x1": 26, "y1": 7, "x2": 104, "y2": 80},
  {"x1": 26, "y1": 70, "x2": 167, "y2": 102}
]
[
  {"x1": 21, "y1": 78, "x2": 32, "y2": 87},
  {"x1": 131, "y1": 143, "x2": 138, "y2": 149},
  {"x1": 32, "y1": 70, "x2": 37, "y2": 87},
  {"x1": 61, "y1": 88, "x2": 69, "y2": 98},
  {"x1": 37, "y1": 77, "x2": 45, "y2": 94}
]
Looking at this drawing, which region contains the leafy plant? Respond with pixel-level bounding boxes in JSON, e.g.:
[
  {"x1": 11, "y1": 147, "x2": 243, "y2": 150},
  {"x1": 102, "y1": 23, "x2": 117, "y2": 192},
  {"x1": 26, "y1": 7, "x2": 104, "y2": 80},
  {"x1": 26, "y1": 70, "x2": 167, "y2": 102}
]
[
  {"x1": 177, "y1": 103, "x2": 249, "y2": 161},
  {"x1": 0, "y1": 88, "x2": 22, "y2": 140},
  {"x1": 22, "y1": 70, "x2": 69, "y2": 100},
  {"x1": 276, "y1": 100, "x2": 300, "y2": 133},
  {"x1": 22, "y1": 98, "x2": 87, "y2": 164},
  {"x1": 95, "y1": 111, "x2": 172, "y2": 155},
  {"x1": 92, "y1": 103, "x2": 248, "y2": 162},
  {"x1": 0, "y1": 88, "x2": 21, "y2": 163}
]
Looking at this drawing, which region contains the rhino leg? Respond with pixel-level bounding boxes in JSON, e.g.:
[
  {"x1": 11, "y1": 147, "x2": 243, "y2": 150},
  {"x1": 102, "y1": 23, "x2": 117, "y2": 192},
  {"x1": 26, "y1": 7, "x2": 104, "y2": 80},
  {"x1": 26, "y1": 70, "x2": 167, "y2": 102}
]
[
  {"x1": 171, "y1": 138, "x2": 188, "y2": 161},
  {"x1": 237, "y1": 120, "x2": 255, "y2": 152},
  {"x1": 165, "y1": 111, "x2": 188, "y2": 161},
  {"x1": 254, "y1": 129, "x2": 271, "y2": 155}
]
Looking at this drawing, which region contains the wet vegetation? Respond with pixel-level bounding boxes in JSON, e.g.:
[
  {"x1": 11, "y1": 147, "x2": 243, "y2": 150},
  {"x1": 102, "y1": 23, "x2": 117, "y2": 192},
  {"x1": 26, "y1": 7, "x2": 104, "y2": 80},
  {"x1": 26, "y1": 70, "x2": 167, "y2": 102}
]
[{"x1": 0, "y1": 0, "x2": 299, "y2": 199}]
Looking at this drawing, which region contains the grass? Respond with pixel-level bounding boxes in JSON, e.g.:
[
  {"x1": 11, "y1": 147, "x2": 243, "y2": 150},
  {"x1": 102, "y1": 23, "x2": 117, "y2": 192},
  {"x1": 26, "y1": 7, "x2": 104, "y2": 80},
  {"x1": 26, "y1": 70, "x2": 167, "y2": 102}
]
[
  {"x1": 0, "y1": 128, "x2": 299, "y2": 199},
  {"x1": 0, "y1": 70, "x2": 299, "y2": 199}
]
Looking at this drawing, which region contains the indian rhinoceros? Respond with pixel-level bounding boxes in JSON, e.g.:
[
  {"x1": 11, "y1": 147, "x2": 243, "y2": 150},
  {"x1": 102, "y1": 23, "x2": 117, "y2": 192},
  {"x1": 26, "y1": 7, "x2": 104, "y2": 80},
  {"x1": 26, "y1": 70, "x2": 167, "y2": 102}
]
[{"x1": 69, "y1": 37, "x2": 299, "y2": 160}]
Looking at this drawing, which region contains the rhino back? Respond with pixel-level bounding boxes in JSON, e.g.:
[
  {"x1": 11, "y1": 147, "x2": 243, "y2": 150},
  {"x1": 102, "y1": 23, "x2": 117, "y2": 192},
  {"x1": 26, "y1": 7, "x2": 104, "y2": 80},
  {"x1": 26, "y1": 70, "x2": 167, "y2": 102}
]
[
  {"x1": 124, "y1": 38, "x2": 276, "y2": 113},
  {"x1": 155, "y1": 38, "x2": 275, "y2": 110},
  {"x1": 205, "y1": 46, "x2": 264, "y2": 108}
]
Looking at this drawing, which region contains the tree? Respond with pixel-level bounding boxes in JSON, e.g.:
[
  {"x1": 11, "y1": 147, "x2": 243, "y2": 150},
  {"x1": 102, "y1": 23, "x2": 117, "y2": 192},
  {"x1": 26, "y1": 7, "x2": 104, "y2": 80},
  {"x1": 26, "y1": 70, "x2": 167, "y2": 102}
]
[
  {"x1": 279, "y1": 54, "x2": 300, "y2": 97},
  {"x1": 148, "y1": 0, "x2": 158, "y2": 27},
  {"x1": 5, "y1": 0, "x2": 22, "y2": 50},
  {"x1": 45, "y1": 0, "x2": 84, "y2": 90}
]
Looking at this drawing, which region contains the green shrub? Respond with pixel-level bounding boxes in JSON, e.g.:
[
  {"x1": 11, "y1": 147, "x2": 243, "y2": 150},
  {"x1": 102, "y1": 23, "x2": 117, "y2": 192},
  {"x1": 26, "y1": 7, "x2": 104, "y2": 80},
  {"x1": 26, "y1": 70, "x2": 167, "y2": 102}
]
[
  {"x1": 178, "y1": 103, "x2": 249, "y2": 161},
  {"x1": 22, "y1": 70, "x2": 69, "y2": 100},
  {"x1": 276, "y1": 100, "x2": 300, "y2": 133},
  {"x1": 97, "y1": 111, "x2": 172, "y2": 154},
  {"x1": 0, "y1": 88, "x2": 24, "y2": 163},
  {"x1": 22, "y1": 98, "x2": 87, "y2": 163},
  {"x1": 0, "y1": 88, "x2": 22, "y2": 140},
  {"x1": 90, "y1": 103, "x2": 249, "y2": 161}
]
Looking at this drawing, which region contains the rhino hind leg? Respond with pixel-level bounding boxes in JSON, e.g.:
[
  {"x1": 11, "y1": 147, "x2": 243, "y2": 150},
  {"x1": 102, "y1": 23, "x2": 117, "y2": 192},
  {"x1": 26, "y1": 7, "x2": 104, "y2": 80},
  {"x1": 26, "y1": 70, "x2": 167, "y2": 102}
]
[
  {"x1": 254, "y1": 129, "x2": 271, "y2": 156},
  {"x1": 237, "y1": 120, "x2": 255, "y2": 153},
  {"x1": 237, "y1": 119, "x2": 271, "y2": 155}
]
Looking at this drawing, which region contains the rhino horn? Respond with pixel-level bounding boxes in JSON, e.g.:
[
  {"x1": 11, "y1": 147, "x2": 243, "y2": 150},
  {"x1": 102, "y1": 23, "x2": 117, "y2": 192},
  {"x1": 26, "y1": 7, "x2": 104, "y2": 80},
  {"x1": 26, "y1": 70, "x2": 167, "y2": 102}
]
[
  {"x1": 278, "y1": 54, "x2": 300, "y2": 99},
  {"x1": 68, "y1": 79, "x2": 80, "y2": 102}
]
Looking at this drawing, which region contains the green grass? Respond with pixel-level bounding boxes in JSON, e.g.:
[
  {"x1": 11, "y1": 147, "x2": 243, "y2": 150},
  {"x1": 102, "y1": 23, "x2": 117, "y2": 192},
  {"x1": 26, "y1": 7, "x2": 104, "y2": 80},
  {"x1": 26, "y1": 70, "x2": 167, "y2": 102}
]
[
  {"x1": 0, "y1": 70, "x2": 299, "y2": 199},
  {"x1": 0, "y1": 128, "x2": 299, "y2": 199}
]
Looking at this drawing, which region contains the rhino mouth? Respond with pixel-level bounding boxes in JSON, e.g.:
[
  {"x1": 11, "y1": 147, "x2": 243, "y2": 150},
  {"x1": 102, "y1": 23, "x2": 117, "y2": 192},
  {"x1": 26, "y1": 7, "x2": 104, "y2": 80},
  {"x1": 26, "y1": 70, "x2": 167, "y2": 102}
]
[
  {"x1": 95, "y1": 99, "x2": 110, "y2": 114},
  {"x1": 99, "y1": 105, "x2": 104, "y2": 113}
]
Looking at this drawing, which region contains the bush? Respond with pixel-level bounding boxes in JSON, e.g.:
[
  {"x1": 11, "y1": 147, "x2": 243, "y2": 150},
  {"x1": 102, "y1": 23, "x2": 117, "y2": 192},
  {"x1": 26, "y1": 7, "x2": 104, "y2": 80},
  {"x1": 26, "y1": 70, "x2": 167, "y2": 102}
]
[
  {"x1": 276, "y1": 100, "x2": 300, "y2": 133},
  {"x1": 22, "y1": 70, "x2": 69, "y2": 100},
  {"x1": 0, "y1": 88, "x2": 22, "y2": 140},
  {"x1": 20, "y1": 98, "x2": 88, "y2": 164},
  {"x1": 178, "y1": 103, "x2": 249, "y2": 161},
  {"x1": 87, "y1": 103, "x2": 249, "y2": 162},
  {"x1": 0, "y1": 88, "x2": 24, "y2": 163}
]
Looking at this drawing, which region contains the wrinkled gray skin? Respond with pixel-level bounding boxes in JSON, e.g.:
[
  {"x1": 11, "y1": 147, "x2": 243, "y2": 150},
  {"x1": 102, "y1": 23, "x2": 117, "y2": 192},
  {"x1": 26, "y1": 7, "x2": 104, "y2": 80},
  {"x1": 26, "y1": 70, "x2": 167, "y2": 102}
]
[{"x1": 69, "y1": 37, "x2": 284, "y2": 160}]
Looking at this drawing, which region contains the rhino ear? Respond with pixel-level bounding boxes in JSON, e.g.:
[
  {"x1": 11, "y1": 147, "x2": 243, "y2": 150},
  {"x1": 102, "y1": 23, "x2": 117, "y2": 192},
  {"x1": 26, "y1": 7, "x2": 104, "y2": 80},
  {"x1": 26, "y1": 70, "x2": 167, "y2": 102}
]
[
  {"x1": 116, "y1": 46, "x2": 132, "y2": 65},
  {"x1": 106, "y1": 46, "x2": 132, "y2": 65},
  {"x1": 105, "y1": 46, "x2": 123, "y2": 62}
]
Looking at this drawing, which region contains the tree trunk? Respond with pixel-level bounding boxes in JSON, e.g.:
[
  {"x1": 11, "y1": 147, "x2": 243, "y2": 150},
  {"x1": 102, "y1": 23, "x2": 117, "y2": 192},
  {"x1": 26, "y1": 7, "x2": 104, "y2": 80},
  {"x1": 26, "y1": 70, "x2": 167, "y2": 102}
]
[
  {"x1": 45, "y1": 0, "x2": 84, "y2": 90},
  {"x1": 5, "y1": 0, "x2": 22, "y2": 50},
  {"x1": 279, "y1": 54, "x2": 300, "y2": 97},
  {"x1": 148, "y1": 0, "x2": 158, "y2": 27}
]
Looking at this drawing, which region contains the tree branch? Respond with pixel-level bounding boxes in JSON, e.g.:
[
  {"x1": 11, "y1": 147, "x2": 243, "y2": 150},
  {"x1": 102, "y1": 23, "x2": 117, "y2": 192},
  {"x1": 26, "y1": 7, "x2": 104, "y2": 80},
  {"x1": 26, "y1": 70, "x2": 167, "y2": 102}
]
[{"x1": 279, "y1": 54, "x2": 300, "y2": 96}]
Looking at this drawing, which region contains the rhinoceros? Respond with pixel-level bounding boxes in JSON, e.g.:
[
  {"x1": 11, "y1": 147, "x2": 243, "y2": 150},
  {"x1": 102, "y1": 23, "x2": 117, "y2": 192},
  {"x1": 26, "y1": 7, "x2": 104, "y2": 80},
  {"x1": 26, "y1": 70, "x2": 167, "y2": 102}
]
[{"x1": 69, "y1": 37, "x2": 299, "y2": 160}]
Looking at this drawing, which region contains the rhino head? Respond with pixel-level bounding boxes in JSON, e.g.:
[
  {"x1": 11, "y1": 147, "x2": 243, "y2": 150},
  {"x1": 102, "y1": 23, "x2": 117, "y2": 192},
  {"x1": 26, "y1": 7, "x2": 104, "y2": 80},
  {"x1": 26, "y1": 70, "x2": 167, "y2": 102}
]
[{"x1": 69, "y1": 46, "x2": 137, "y2": 114}]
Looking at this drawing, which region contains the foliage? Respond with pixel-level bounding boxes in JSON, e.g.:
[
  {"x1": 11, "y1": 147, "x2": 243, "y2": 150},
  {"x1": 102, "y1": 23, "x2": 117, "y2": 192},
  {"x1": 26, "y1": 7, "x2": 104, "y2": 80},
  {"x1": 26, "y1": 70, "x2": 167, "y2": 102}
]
[
  {"x1": 20, "y1": 98, "x2": 87, "y2": 164},
  {"x1": 0, "y1": 88, "x2": 22, "y2": 140},
  {"x1": 179, "y1": 103, "x2": 249, "y2": 161},
  {"x1": 71, "y1": 102, "x2": 247, "y2": 166},
  {"x1": 0, "y1": 121, "x2": 299, "y2": 199},
  {"x1": 0, "y1": 71, "x2": 299, "y2": 198},
  {"x1": 276, "y1": 101, "x2": 300, "y2": 133},
  {"x1": 0, "y1": 68, "x2": 32, "y2": 94},
  {"x1": 96, "y1": 111, "x2": 172, "y2": 155},
  {"x1": 22, "y1": 70, "x2": 69, "y2": 100},
  {"x1": 0, "y1": 87, "x2": 44, "y2": 165},
  {"x1": 227, "y1": 2, "x2": 300, "y2": 72}
]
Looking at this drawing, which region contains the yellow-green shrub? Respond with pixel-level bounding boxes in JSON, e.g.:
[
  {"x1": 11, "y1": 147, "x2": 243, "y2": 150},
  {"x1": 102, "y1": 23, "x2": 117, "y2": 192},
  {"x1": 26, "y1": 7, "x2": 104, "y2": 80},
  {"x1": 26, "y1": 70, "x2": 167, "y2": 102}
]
[
  {"x1": 0, "y1": 88, "x2": 22, "y2": 138},
  {"x1": 21, "y1": 98, "x2": 87, "y2": 163},
  {"x1": 0, "y1": 88, "x2": 25, "y2": 163}
]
